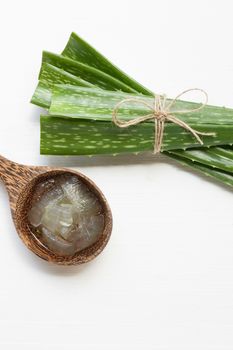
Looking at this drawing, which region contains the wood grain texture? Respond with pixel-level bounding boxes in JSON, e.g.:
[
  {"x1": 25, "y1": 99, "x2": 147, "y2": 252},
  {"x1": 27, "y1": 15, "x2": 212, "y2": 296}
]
[{"x1": 0, "y1": 156, "x2": 112, "y2": 265}]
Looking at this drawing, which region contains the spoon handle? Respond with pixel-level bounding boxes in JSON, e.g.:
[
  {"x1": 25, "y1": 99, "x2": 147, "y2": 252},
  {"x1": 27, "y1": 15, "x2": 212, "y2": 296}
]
[
  {"x1": 0, "y1": 155, "x2": 35, "y2": 192},
  {"x1": 0, "y1": 155, "x2": 39, "y2": 213}
]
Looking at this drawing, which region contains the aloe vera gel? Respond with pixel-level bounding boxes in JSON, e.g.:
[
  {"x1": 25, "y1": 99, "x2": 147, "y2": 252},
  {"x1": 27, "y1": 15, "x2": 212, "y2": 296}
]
[{"x1": 28, "y1": 174, "x2": 104, "y2": 256}]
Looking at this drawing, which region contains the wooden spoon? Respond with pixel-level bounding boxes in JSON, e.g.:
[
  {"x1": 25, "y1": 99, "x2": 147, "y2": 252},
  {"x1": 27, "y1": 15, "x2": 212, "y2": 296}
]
[{"x1": 0, "y1": 155, "x2": 112, "y2": 265}]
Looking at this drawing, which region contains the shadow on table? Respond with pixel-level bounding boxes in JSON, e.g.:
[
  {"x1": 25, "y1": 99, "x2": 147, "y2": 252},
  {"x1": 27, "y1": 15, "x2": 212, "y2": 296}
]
[
  {"x1": 41, "y1": 152, "x2": 232, "y2": 193},
  {"x1": 41, "y1": 152, "x2": 162, "y2": 168}
]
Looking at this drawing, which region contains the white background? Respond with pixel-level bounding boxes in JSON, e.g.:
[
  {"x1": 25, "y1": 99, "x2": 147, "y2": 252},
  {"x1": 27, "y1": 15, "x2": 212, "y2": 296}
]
[{"x1": 0, "y1": 0, "x2": 232, "y2": 349}]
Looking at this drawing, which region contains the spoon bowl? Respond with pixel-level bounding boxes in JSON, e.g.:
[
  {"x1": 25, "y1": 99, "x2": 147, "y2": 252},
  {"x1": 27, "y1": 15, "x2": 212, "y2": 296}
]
[{"x1": 0, "y1": 155, "x2": 112, "y2": 265}]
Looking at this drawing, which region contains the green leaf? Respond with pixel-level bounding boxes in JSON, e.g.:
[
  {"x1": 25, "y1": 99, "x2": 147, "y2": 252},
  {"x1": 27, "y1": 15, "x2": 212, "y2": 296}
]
[
  {"x1": 167, "y1": 152, "x2": 233, "y2": 188},
  {"x1": 39, "y1": 63, "x2": 94, "y2": 88},
  {"x1": 49, "y1": 85, "x2": 233, "y2": 125},
  {"x1": 31, "y1": 63, "x2": 95, "y2": 108},
  {"x1": 40, "y1": 115, "x2": 233, "y2": 155},
  {"x1": 169, "y1": 147, "x2": 233, "y2": 173},
  {"x1": 205, "y1": 146, "x2": 233, "y2": 160},
  {"x1": 62, "y1": 32, "x2": 153, "y2": 96},
  {"x1": 31, "y1": 32, "x2": 233, "y2": 188},
  {"x1": 42, "y1": 51, "x2": 140, "y2": 93}
]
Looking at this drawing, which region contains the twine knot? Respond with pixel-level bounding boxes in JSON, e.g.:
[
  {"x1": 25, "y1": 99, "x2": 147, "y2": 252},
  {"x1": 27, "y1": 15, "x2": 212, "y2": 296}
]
[{"x1": 112, "y1": 88, "x2": 215, "y2": 154}]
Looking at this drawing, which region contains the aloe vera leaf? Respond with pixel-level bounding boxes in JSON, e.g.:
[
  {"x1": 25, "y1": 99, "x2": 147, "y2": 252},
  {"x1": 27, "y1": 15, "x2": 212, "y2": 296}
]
[
  {"x1": 39, "y1": 63, "x2": 94, "y2": 88},
  {"x1": 32, "y1": 81, "x2": 51, "y2": 108},
  {"x1": 169, "y1": 148, "x2": 233, "y2": 173},
  {"x1": 204, "y1": 146, "x2": 233, "y2": 160},
  {"x1": 33, "y1": 34, "x2": 233, "y2": 189},
  {"x1": 166, "y1": 152, "x2": 233, "y2": 188},
  {"x1": 49, "y1": 85, "x2": 233, "y2": 126},
  {"x1": 60, "y1": 34, "x2": 233, "y2": 188},
  {"x1": 31, "y1": 63, "x2": 95, "y2": 108},
  {"x1": 62, "y1": 32, "x2": 153, "y2": 96},
  {"x1": 60, "y1": 34, "x2": 233, "y2": 127},
  {"x1": 40, "y1": 115, "x2": 233, "y2": 155},
  {"x1": 40, "y1": 115, "x2": 154, "y2": 155},
  {"x1": 42, "y1": 52, "x2": 140, "y2": 93}
]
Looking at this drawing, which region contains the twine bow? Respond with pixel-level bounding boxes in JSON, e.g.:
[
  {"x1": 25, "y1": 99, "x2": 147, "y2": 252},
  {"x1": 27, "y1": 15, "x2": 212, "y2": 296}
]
[{"x1": 112, "y1": 88, "x2": 215, "y2": 154}]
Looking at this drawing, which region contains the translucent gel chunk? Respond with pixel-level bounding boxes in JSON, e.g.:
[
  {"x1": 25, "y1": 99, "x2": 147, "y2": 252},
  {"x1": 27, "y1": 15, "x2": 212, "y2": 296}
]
[{"x1": 28, "y1": 175, "x2": 104, "y2": 256}]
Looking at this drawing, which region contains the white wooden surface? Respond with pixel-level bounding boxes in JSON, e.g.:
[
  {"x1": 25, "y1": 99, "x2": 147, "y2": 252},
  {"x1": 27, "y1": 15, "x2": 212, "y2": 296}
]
[{"x1": 0, "y1": 0, "x2": 232, "y2": 348}]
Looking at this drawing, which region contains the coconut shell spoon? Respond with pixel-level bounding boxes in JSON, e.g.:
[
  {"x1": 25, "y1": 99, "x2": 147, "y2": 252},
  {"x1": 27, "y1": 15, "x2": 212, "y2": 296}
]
[{"x1": 0, "y1": 155, "x2": 112, "y2": 265}]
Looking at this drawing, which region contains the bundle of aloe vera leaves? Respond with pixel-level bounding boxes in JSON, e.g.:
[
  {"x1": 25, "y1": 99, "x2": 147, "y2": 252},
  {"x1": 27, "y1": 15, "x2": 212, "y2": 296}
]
[{"x1": 31, "y1": 32, "x2": 233, "y2": 188}]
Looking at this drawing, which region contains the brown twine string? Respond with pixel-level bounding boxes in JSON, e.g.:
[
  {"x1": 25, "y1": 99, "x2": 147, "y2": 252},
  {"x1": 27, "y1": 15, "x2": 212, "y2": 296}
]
[{"x1": 112, "y1": 88, "x2": 216, "y2": 154}]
